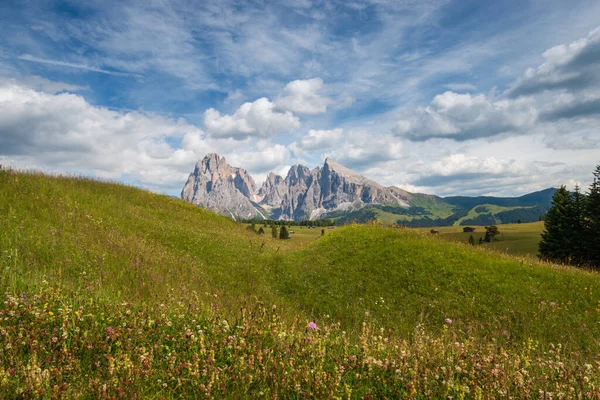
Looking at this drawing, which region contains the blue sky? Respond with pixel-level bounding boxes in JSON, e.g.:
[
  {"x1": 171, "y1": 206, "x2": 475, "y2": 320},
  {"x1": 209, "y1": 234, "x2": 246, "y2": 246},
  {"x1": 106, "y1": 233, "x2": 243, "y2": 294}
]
[{"x1": 1, "y1": 0, "x2": 599, "y2": 196}]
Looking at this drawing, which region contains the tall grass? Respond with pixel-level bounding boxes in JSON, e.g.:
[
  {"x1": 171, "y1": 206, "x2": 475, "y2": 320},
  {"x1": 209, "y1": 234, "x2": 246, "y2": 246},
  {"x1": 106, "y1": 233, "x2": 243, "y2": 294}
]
[{"x1": 1, "y1": 169, "x2": 600, "y2": 397}]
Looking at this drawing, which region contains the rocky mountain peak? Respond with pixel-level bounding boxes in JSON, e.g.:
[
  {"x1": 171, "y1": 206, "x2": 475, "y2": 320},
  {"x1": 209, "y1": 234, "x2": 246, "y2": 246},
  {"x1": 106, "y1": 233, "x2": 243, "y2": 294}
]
[
  {"x1": 181, "y1": 154, "x2": 261, "y2": 219},
  {"x1": 182, "y1": 153, "x2": 410, "y2": 221}
]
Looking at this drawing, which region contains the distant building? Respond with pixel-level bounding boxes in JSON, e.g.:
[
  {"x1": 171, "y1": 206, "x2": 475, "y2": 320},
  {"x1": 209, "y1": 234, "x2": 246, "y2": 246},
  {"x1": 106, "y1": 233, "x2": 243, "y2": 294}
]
[{"x1": 463, "y1": 227, "x2": 475, "y2": 233}]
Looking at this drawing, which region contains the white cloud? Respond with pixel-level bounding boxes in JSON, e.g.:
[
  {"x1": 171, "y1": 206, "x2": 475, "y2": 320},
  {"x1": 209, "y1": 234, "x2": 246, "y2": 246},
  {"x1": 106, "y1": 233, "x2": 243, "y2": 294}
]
[
  {"x1": 203, "y1": 97, "x2": 300, "y2": 140},
  {"x1": 275, "y1": 78, "x2": 332, "y2": 115},
  {"x1": 394, "y1": 91, "x2": 537, "y2": 141},
  {"x1": 17, "y1": 54, "x2": 135, "y2": 77},
  {"x1": 224, "y1": 89, "x2": 246, "y2": 103},
  {"x1": 508, "y1": 26, "x2": 600, "y2": 97},
  {"x1": 291, "y1": 128, "x2": 343, "y2": 153},
  {"x1": 427, "y1": 154, "x2": 528, "y2": 177},
  {"x1": 6, "y1": 75, "x2": 87, "y2": 94},
  {"x1": 325, "y1": 132, "x2": 403, "y2": 169},
  {"x1": 0, "y1": 83, "x2": 203, "y2": 190}
]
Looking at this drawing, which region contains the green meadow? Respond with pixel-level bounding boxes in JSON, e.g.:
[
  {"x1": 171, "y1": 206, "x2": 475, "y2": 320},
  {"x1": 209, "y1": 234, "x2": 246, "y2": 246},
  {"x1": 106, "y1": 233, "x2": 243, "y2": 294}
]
[
  {"x1": 1, "y1": 169, "x2": 600, "y2": 398},
  {"x1": 419, "y1": 222, "x2": 545, "y2": 258}
]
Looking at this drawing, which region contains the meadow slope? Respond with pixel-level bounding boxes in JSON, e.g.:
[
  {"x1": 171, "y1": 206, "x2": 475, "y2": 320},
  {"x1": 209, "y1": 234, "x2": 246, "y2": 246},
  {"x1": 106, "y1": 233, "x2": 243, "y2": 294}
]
[{"x1": 1, "y1": 169, "x2": 600, "y2": 398}]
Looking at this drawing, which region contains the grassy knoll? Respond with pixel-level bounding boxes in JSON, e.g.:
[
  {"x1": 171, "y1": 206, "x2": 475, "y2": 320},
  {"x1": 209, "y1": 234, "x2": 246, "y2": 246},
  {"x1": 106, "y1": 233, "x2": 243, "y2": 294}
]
[
  {"x1": 420, "y1": 222, "x2": 544, "y2": 258},
  {"x1": 2, "y1": 170, "x2": 600, "y2": 398}
]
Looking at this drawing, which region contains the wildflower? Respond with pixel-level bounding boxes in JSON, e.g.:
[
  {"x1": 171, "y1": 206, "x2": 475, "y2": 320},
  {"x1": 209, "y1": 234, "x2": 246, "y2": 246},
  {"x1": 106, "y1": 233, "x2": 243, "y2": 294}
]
[
  {"x1": 9, "y1": 368, "x2": 15, "y2": 375},
  {"x1": 307, "y1": 322, "x2": 317, "y2": 330},
  {"x1": 445, "y1": 318, "x2": 453, "y2": 324},
  {"x1": 106, "y1": 327, "x2": 114, "y2": 336},
  {"x1": 19, "y1": 226, "x2": 23, "y2": 229}
]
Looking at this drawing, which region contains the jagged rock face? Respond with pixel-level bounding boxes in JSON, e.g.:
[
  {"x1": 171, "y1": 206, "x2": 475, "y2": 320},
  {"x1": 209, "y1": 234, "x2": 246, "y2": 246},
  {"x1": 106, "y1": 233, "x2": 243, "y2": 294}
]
[
  {"x1": 181, "y1": 153, "x2": 261, "y2": 219},
  {"x1": 318, "y1": 158, "x2": 408, "y2": 210},
  {"x1": 181, "y1": 154, "x2": 410, "y2": 221},
  {"x1": 258, "y1": 173, "x2": 287, "y2": 207}
]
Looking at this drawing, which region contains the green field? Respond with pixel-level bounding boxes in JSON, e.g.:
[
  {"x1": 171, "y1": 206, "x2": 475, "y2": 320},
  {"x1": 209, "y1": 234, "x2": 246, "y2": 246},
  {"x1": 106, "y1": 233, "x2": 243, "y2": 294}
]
[
  {"x1": 2, "y1": 170, "x2": 600, "y2": 398},
  {"x1": 420, "y1": 222, "x2": 545, "y2": 258}
]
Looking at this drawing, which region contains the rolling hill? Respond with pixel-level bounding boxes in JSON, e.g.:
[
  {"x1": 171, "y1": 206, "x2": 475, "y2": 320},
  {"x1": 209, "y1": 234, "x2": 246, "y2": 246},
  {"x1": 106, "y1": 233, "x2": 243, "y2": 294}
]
[{"x1": 0, "y1": 169, "x2": 597, "y2": 398}]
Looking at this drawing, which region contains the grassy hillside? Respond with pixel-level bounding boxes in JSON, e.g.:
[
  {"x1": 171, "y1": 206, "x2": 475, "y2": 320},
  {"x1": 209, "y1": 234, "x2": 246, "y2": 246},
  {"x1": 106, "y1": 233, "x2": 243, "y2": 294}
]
[
  {"x1": 421, "y1": 222, "x2": 545, "y2": 257},
  {"x1": 2, "y1": 170, "x2": 600, "y2": 398}
]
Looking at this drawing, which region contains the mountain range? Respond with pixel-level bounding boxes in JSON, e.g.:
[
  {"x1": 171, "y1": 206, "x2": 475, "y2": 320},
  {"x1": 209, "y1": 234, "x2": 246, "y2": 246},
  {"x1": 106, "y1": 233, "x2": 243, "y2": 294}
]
[{"x1": 181, "y1": 154, "x2": 556, "y2": 226}]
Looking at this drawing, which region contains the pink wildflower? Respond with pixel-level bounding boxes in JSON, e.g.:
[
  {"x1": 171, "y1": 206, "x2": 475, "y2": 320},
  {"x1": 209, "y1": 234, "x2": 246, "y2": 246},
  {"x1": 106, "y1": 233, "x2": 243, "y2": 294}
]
[
  {"x1": 19, "y1": 226, "x2": 24, "y2": 229},
  {"x1": 307, "y1": 322, "x2": 318, "y2": 330},
  {"x1": 445, "y1": 318, "x2": 453, "y2": 324}
]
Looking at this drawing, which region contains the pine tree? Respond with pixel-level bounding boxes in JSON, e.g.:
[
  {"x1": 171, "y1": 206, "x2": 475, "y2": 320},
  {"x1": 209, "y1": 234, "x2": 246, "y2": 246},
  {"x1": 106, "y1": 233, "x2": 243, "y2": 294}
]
[
  {"x1": 271, "y1": 225, "x2": 278, "y2": 239},
  {"x1": 484, "y1": 226, "x2": 499, "y2": 243},
  {"x1": 585, "y1": 164, "x2": 600, "y2": 268},
  {"x1": 569, "y1": 185, "x2": 586, "y2": 265},
  {"x1": 279, "y1": 225, "x2": 290, "y2": 240},
  {"x1": 468, "y1": 235, "x2": 475, "y2": 246},
  {"x1": 257, "y1": 227, "x2": 265, "y2": 235},
  {"x1": 539, "y1": 186, "x2": 573, "y2": 263}
]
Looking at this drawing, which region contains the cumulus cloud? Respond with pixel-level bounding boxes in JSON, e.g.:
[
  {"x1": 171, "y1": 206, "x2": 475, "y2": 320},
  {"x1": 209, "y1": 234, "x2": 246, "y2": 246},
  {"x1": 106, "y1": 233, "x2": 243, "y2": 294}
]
[
  {"x1": 540, "y1": 95, "x2": 600, "y2": 121},
  {"x1": 275, "y1": 78, "x2": 332, "y2": 115},
  {"x1": 0, "y1": 83, "x2": 207, "y2": 190},
  {"x1": 0, "y1": 83, "x2": 301, "y2": 192},
  {"x1": 227, "y1": 142, "x2": 292, "y2": 174},
  {"x1": 290, "y1": 128, "x2": 343, "y2": 153},
  {"x1": 394, "y1": 91, "x2": 537, "y2": 141},
  {"x1": 224, "y1": 89, "x2": 246, "y2": 104},
  {"x1": 325, "y1": 132, "x2": 402, "y2": 169},
  {"x1": 407, "y1": 154, "x2": 545, "y2": 195},
  {"x1": 203, "y1": 97, "x2": 300, "y2": 140},
  {"x1": 507, "y1": 27, "x2": 600, "y2": 98}
]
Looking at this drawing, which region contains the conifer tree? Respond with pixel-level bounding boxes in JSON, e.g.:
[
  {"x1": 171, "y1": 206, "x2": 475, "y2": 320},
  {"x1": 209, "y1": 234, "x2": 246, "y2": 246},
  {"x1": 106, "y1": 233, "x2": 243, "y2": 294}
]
[
  {"x1": 468, "y1": 235, "x2": 475, "y2": 246},
  {"x1": 271, "y1": 225, "x2": 278, "y2": 239},
  {"x1": 569, "y1": 185, "x2": 586, "y2": 265},
  {"x1": 539, "y1": 186, "x2": 574, "y2": 263},
  {"x1": 585, "y1": 164, "x2": 600, "y2": 268},
  {"x1": 484, "y1": 225, "x2": 499, "y2": 243},
  {"x1": 279, "y1": 225, "x2": 290, "y2": 240}
]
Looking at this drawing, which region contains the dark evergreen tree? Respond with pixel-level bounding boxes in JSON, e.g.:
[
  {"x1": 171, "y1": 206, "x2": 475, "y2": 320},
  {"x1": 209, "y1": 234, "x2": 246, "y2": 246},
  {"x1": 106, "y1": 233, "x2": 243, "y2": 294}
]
[
  {"x1": 569, "y1": 185, "x2": 586, "y2": 265},
  {"x1": 257, "y1": 227, "x2": 265, "y2": 235},
  {"x1": 539, "y1": 186, "x2": 574, "y2": 263},
  {"x1": 585, "y1": 164, "x2": 600, "y2": 268},
  {"x1": 483, "y1": 225, "x2": 500, "y2": 243},
  {"x1": 468, "y1": 235, "x2": 475, "y2": 246},
  {"x1": 271, "y1": 225, "x2": 278, "y2": 239},
  {"x1": 279, "y1": 225, "x2": 290, "y2": 240}
]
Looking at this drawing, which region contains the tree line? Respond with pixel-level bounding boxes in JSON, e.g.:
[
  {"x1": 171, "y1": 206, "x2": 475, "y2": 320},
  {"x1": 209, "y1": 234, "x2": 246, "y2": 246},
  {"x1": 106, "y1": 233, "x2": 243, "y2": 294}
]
[
  {"x1": 539, "y1": 164, "x2": 600, "y2": 268},
  {"x1": 240, "y1": 218, "x2": 335, "y2": 227}
]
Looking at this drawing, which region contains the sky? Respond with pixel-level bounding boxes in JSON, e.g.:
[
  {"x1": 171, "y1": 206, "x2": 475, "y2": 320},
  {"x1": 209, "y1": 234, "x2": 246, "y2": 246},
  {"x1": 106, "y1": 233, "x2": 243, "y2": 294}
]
[{"x1": 0, "y1": 0, "x2": 599, "y2": 197}]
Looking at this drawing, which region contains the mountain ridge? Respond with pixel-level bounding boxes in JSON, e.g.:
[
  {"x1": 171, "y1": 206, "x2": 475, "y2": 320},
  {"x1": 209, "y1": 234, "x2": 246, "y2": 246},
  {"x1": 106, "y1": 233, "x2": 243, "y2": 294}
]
[{"x1": 181, "y1": 153, "x2": 556, "y2": 224}]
